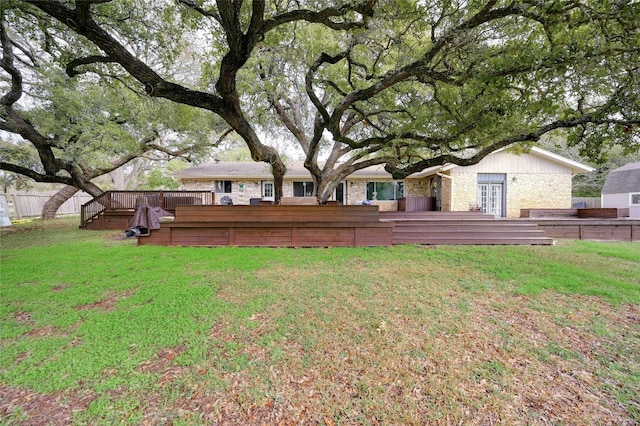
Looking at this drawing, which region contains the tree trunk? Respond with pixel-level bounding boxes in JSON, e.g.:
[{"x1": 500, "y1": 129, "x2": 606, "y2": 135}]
[
  {"x1": 110, "y1": 168, "x2": 125, "y2": 190},
  {"x1": 272, "y1": 161, "x2": 285, "y2": 203},
  {"x1": 41, "y1": 185, "x2": 79, "y2": 220}
]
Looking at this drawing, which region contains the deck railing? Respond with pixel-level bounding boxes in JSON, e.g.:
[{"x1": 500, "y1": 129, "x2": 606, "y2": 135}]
[{"x1": 80, "y1": 190, "x2": 215, "y2": 227}]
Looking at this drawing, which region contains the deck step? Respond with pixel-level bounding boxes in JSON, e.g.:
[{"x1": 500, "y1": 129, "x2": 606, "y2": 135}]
[
  {"x1": 391, "y1": 225, "x2": 545, "y2": 232},
  {"x1": 386, "y1": 214, "x2": 554, "y2": 245},
  {"x1": 395, "y1": 237, "x2": 554, "y2": 245}
]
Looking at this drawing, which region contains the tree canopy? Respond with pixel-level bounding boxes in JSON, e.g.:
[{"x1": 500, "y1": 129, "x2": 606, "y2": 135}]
[
  {"x1": 1, "y1": 5, "x2": 230, "y2": 202},
  {"x1": 4, "y1": 1, "x2": 639, "y2": 202}
]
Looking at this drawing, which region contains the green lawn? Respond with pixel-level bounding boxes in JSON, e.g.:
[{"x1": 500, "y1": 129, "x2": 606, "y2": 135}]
[{"x1": 1, "y1": 217, "x2": 639, "y2": 425}]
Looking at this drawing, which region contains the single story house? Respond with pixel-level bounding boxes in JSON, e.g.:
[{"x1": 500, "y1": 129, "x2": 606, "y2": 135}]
[
  {"x1": 601, "y1": 162, "x2": 640, "y2": 218},
  {"x1": 174, "y1": 146, "x2": 594, "y2": 217}
]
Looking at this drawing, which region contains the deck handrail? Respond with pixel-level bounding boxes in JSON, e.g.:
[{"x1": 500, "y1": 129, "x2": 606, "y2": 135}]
[
  {"x1": 80, "y1": 190, "x2": 215, "y2": 227},
  {"x1": 81, "y1": 192, "x2": 110, "y2": 227}
]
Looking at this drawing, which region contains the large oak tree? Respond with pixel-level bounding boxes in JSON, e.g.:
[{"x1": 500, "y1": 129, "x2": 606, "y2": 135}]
[
  {"x1": 1, "y1": 9, "x2": 230, "y2": 216},
  {"x1": 7, "y1": 1, "x2": 639, "y2": 203},
  {"x1": 253, "y1": 1, "x2": 639, "y2": 201},
  {"x1": 10, "y1": 0, "x2": 375, "y2": 202}
]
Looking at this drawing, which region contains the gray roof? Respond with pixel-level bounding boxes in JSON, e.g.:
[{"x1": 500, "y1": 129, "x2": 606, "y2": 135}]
[
  {"x1": 174, "y1": 161, "x2": 395, "y2": 180},
  {"x1": 174, "y1": 147, "x2": 594, "y2": 181},
  {"x1": 602, "y1": 162, "x2": 640, "y2": 194},
  {"x1": 174, "y1": 161, "x2": 277, "y2": 179}
]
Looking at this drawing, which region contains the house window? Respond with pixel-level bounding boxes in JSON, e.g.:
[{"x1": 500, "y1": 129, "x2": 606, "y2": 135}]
[
  {"x1": 262, "y1": 181, "x2": 274, "y2": 201},
  {"x1": 215, "y1": 180, "x2": 232, "y2": 193},
  {"x1": 631, "y1": 193, "x2": 640, "y2": 205},
  {"x1": 366, "y1": 181, "x2": 404, "y2": 201},
  {"x1": 293, "y1": 181, "x2": 315, "y2": 197}
]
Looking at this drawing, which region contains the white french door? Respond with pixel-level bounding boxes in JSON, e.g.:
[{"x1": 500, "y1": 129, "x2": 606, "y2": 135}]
[{"x1": 477, "y1": 183, "x2": 503, "y2": 217}]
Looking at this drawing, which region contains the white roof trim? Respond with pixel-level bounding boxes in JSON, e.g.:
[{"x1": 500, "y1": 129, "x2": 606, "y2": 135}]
[
  {"x1": 478, "y1": 146, "x2": 595, "y2": 173},
  {"x1": 414, "y1": 146, "x2": 594, "y2": 177},
  {"x1": 528, "y1": 147, "x2": 595, "y2": 173},
  {"x1": 412, "y1": 163, "x2": 456, "y2": 178}
]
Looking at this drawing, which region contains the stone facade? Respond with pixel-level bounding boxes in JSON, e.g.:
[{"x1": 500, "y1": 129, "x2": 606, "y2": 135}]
[
  {"x1": 176, "y1": 148, "x2": 588, "y2": 214},
  {"x1": 346, "y1": 179, "x2": 398, "y2": 211},
  {"x1": 439, "y1": 175, "x2": 452, "y2": 212},
  {"x1": 180, "y1": 178, "x2": 266, "y2": 204},
  {"x1": 447, "y1": 172, "x2": 572, "y2": 217},
  {"x1": 346, "y1": 179, "x2": 366, "y2": 205},
  {"x1": 405, "y1": 179, "x2": 429, "y2": 197},
  {"x1": 510, "y1": 173, "x2": 573, "y2": 216},
  {"x1": 450, "y1": 172, "x2": 477, "y2": 212}
]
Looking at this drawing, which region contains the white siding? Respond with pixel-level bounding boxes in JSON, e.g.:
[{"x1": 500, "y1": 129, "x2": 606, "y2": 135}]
[
  {"x1": 453, "y1": 152, "x2": 573, "y2": 175},
  {"x1": 602, "y1": 193, "x2": 632, "y2": 209}
]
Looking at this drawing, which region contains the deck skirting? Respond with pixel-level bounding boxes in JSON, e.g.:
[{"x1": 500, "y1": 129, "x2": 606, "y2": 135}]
[
  {"x1": 83, "y1": 206, "x2": 639, "y2": 246},
  {"x1": 523, "y1": 218, "x2": 640, "y2": 242},
  {"x1": 138, "y1": 205, "x2": 393, "y2": 247}
]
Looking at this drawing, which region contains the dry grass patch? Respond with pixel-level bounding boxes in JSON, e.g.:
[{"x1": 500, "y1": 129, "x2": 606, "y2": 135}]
[
  {"x1": 129, "y1": 259, "x2": 637, "y2": 425},
  {"x1": 1, "y1": 227, "x2": 638, "y2": 425}
]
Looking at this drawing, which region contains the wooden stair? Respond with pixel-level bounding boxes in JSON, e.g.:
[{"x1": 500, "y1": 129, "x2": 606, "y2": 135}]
[
  {"x1": 82, "y1": 210, "x2": 135, "y2": 230},
  {"x1": 381, "y1": 212, "x2": 554, "y2": 245}
]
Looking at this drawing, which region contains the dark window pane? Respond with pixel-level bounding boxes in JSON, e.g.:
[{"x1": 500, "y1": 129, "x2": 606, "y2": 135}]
[
  {"x1": 294, "y1": 182, "x2": 314, "y2": 197},
  {"x1": 366, "y1": 182, "x2": 375, "y2": 200},
  {"x1": 215, "y1": 181, "x2": 232, "y2": 193},
  {"x1": 376, "y1": 182, "x2": 395, "y2": 200}
]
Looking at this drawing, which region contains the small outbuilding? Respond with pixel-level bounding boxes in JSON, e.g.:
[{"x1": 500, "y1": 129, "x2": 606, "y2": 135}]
[{"x1": 601, "y1": 162, "x2": 640, "y2": 218}]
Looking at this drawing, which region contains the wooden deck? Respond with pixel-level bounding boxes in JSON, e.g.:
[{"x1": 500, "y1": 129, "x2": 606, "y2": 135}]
[
  {"x1": 521, "y1": 218, "x2": 640, "y2": 241},
  {"x1": 79, "y1": 198, "x2": 639, "y2": 245},
  {"x1": 518, "y1": 208, "x2": 639, "y2": 241},
  {"x1": 137, "y1": 207, "x2": 555, "y2": 247},
  {"x1": 80, "y1": 190, "x2": 215, "y2": 230},
  {"x1": 383, "y1": 212, "x2": 639, "y2": 243},
  {"x1": 380, "y1": 212, "x2": 554, "y2": 245},
  {"x1": 138, "y1": 205, "x2": 394, "y2": 247},
  {"x1": 520, "y1": 207, "x2": 630, "y2": 219}
]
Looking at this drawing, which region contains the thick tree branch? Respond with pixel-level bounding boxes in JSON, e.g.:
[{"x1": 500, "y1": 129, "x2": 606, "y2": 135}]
[
  {"x1": 385, "y1": 113, "x2": 640, "y2": 179},
  {"x1": 177, "y1": 0, "x2": 220, "y2": 21},
  {"x1": 0, "y1": 161, "x2": 74, "y2": 185},
  {"x1": 326, "y1": 2, "x2": 531, "y2": 126},
  {"x1": 65, "y1": 55, "x2": 117, "y2": 76},
  {"x1": 147, "y1": 128, "x2": 234, "y2": 158},
  {"x1": 0, "y1": 16, "x2": 22, "y2": 108},
  {"x1": 27, "y1": 0, "x2": 226, "y2": 112},
  {"x1": 263, "y1": 1, "x2": 375, "y2": 33}
]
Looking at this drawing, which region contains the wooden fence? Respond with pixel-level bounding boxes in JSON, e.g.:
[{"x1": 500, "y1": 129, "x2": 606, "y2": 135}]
[
  {"x1": 571, "y1": 197, "x2": 601, "y2": 208},
  {"x1": 0, "y1": 191, "x2": 92, "y2": 219}
]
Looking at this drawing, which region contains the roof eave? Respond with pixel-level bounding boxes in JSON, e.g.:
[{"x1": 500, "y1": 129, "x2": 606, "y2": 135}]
[{"x1": 529, "y1": 147, "x2": 595, "y2": 174}]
